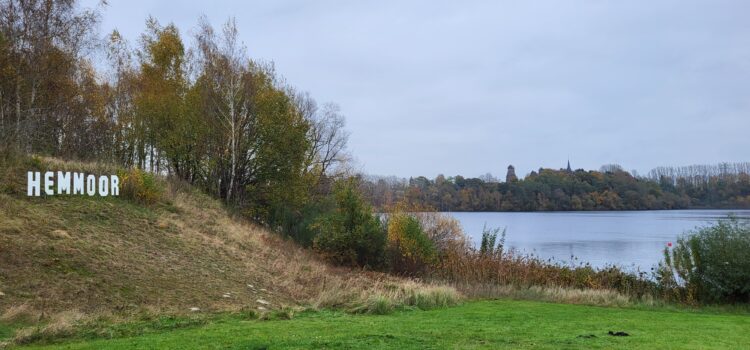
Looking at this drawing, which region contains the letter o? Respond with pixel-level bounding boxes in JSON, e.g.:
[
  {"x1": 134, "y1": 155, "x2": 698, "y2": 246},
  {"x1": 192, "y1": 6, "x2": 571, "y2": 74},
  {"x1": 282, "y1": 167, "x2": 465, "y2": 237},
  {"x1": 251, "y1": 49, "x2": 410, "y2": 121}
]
[
  {"x1": 98, "y1": 176, "x2": 109, "y2": 196},
  {"x1": 86, "y1": 175, "x2": 96, "y2": 196}
]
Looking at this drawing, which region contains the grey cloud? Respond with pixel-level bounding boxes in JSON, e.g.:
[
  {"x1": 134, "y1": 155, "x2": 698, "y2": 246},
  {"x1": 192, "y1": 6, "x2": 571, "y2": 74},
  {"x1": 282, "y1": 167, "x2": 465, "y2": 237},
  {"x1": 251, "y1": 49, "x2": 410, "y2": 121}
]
[{"x1": 82, "y1": 0, "x2": 750, "y2": 178}]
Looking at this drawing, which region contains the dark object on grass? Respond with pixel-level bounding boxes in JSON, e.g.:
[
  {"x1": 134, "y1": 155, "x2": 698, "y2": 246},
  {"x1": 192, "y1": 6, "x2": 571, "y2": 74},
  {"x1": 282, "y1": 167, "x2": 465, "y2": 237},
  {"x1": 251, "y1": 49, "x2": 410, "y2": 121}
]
[
  {"x1": 577, "y1": 334, "x2": 597, "y2": 339},
  {"x1": 608, "y1": 331, "x2": 630, "y2": 336}
]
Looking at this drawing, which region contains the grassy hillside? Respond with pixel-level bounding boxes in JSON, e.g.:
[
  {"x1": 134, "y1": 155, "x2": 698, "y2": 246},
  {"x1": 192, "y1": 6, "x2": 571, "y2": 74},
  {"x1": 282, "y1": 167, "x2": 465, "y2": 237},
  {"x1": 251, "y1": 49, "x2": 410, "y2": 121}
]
[
  {"x1": 15, "y1": 299, "x2": 750, "y2": 349},
  {"x1": 0, "y1": 155, "x2": 458, "y2": 345}
]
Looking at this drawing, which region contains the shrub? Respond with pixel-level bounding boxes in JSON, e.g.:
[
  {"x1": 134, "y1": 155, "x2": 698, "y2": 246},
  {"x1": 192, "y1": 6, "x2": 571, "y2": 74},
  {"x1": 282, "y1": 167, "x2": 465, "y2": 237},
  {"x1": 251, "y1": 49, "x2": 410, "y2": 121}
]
[
  {"x1": 276, "y1": 196, "x2": 335, "y2": 247},
  {"x1": 118, "y1": 168, "x2": 162, "y2": 205},
  {"x1": 311, "y1": 179, "x2": 386, "y2": 268},
  {"x1": 386, "y1": 213, "x2": 436, "y2": 275},
  {"x1": 660, "y1": 217, "x2": 750, "y2": 303},
  {"x1": 414, "y1": 212, "x2": 470, "y2": 256}
]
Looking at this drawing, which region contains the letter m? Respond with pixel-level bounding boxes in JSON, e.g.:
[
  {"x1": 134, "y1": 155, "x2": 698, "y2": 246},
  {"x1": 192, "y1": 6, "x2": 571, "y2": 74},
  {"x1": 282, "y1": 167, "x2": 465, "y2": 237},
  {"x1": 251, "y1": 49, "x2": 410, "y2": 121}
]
[
  {"x1": 73, "y1": 172, "x2": 85, "y2": 195},
  {"x1": 57, "y1": 171, "x2": 71, "y2": 195}
]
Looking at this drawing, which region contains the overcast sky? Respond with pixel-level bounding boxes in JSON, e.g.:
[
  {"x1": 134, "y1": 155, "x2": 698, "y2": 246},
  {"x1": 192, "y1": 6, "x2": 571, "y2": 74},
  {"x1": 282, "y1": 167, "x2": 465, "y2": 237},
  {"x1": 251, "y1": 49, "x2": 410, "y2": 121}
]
[{"x1": 81, "y1": 0, "x2": 750, "y2": 179}]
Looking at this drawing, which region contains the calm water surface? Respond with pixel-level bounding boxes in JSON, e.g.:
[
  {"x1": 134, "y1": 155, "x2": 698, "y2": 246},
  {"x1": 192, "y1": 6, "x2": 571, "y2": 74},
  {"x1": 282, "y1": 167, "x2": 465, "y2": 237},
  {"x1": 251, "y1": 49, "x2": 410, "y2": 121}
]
[{"x1": 446, "y1": 210, "x2": 750, "y2": 271}]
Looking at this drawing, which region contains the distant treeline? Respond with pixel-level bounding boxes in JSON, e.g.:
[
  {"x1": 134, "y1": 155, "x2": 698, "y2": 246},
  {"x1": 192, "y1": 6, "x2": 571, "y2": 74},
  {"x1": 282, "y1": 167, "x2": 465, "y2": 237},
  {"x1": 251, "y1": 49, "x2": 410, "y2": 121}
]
[{"x1": 362, "y1": 163, "x2": 750, "y2": 211}]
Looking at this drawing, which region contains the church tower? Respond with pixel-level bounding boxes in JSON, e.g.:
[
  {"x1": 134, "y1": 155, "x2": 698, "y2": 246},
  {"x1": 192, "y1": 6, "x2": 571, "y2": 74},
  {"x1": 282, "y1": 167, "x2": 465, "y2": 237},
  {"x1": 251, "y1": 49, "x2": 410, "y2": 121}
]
[
  {"x1": 506, "y1": 165, "x2": 518, "y2": 182},
  {"x1": 566, "y1": 159, "x2": 572, "y2": 173}
]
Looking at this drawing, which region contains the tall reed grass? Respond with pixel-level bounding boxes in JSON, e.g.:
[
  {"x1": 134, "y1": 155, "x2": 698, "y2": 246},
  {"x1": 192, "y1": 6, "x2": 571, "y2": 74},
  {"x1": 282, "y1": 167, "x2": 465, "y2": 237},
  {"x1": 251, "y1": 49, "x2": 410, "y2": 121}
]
[
  {"x1": 403, "y1": 212, "x2": 661, "y2": 305},
  {"x1": 432, "y1": 249, "x2": 656, "y2": 298}
]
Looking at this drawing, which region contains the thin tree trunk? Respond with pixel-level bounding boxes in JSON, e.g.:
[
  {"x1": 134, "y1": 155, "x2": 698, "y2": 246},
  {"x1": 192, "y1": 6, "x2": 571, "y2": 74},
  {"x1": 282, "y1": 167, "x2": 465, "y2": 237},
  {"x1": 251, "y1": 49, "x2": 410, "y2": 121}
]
[
  {"x1": 28, "y1": 80, "x2": 37, "y2": 153},
  {"x1": 15, "y1": 79, "x2": 21, "y2": 147},
  {"x1": 227, "y1": 79, "x2": 236, "y2": 202},
  {"x1": 150, "y1": 144, "x2": 154, "y2": 172},
  {"x1": 1, "y1": 90, "x2": 5, "y2": 136}
]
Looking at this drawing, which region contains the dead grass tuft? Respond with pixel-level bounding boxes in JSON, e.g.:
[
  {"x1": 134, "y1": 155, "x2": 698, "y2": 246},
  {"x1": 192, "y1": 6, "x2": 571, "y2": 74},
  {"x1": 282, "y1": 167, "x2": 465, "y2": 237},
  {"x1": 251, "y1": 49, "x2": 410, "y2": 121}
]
[
  {"x1": 1, "y1": 304, "x2": 42, "y2": 323},
  {"x1": 49, "y1": 229, "x2": 71, "y2": 239},
  {"x1": 11, "y1": 310, "x2": 84, "y2": 345}
]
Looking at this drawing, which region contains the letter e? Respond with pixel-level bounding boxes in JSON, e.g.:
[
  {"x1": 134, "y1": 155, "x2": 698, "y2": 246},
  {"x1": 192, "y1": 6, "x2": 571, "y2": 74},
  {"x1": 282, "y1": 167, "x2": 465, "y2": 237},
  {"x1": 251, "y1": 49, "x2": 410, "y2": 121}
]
[{"x1": 44, "y1": 171, "x2": 54, "y2": 195}]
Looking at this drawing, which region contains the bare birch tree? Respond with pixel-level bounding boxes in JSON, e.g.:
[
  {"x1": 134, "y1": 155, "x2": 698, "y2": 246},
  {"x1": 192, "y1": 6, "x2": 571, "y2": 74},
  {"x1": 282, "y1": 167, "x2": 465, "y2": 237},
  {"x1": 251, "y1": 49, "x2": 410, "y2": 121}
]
[{"x1": 196, "y1": 17, "x2": 252, "y2": 202}]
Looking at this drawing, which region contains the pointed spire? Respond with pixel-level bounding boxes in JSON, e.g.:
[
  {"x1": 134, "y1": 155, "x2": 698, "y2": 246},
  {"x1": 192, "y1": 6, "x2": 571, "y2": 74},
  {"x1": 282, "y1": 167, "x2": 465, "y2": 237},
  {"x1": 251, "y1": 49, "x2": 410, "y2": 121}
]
[
  {"x1": 506, "y1": 165, "x2": 517, "y2": 182},
  {"x1": 566, "y1": 159, "x2": 572, "y2": 172}
]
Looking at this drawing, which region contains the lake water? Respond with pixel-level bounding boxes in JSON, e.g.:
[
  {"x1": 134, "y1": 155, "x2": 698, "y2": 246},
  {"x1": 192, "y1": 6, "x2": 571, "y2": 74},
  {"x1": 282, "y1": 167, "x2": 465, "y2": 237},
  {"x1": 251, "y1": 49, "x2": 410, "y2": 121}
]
[{"x1": 446, "y1": 210, "x2": 750, "y2": 272}]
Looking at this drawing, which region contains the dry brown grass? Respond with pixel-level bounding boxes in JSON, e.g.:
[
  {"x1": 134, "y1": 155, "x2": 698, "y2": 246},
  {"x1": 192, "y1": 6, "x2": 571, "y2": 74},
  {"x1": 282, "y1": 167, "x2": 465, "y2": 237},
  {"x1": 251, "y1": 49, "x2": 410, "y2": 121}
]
[
  {"x1": 0, "y1": 304, "x2": 42, "y2": 324},
  {"x1": 37, "y1": 157, "x2": 120, "y2": 176},
  {"x1": 453, "y1": 283, "x2": 635, "y2": 307},
  {"x1": 169, "y1": 186, "x2": 460, "y2": 312}
]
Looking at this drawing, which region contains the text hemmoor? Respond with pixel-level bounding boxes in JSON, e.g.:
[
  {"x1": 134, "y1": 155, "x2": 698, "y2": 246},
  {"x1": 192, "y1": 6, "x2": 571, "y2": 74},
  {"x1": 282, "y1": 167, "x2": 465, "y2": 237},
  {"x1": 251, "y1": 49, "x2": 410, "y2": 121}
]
[{"x1": 27, "y1": 171, "x2": 119, "y2": 197}]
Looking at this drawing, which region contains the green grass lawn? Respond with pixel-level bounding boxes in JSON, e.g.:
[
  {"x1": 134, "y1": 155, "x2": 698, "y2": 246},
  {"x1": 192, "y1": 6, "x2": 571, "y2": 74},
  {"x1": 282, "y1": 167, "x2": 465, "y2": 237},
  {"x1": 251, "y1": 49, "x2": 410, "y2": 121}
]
[{"x1": 18, "y1": 300, "x2": 750, "y2": 350}]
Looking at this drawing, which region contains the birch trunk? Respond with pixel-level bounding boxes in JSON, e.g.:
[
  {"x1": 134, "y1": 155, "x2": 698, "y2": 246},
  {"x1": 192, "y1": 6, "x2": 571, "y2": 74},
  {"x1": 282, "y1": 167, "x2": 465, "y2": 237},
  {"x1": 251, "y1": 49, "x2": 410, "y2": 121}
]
[
  {"x1": 15, "y1": 79, "x2": 21, "y2": 147},
  {"x1": 226, "y1": 77, "x2": 237, "y2": 202}
]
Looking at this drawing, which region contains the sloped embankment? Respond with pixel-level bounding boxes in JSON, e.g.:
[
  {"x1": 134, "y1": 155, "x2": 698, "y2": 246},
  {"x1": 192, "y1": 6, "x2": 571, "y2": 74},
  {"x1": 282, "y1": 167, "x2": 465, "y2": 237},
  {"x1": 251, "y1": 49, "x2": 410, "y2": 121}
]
[{"x1": 0, "y1": 156, "x2": 459, "y2": 320}]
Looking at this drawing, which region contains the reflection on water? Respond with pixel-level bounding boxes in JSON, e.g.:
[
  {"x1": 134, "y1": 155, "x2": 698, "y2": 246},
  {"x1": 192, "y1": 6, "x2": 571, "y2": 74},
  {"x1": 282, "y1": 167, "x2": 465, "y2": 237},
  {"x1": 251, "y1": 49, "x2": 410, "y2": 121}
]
[{"x1": 447, "y1": 210, "x2": 750, "y2": 271}]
